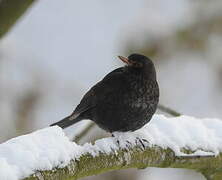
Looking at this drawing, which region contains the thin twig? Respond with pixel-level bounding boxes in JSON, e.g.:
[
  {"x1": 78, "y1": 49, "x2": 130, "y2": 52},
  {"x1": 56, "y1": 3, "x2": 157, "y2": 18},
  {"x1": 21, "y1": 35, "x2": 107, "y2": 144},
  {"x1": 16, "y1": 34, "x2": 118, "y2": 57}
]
[
  {"x1": 73, "y1": 122, "x2": 96, "y2": 143},
  {"x1": 0, "y1": 0, "x2": 36, "y2": 38},
  {"x1": 158, "y1": 104, "x2": 181, "y2": 117}
]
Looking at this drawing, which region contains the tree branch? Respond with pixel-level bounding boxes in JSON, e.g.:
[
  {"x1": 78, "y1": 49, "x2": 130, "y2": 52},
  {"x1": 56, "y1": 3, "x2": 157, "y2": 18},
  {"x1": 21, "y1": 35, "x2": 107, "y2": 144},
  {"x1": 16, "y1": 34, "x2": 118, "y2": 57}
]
[
  {"x1": 1, "y1": 115, "x2": 220, "y2": 180},
  {"x1": 73, "y1": 122, "x2": 96, "y2": 143},
  {"x1": 157, "y1": 104, "x2": 181, "y2": 116},
  {"x1": 0, "y1": 0, "x2": 35, "y2": 39},
  {"x1": 24, "y1": 141, "x2": 220, "y2": 180}
]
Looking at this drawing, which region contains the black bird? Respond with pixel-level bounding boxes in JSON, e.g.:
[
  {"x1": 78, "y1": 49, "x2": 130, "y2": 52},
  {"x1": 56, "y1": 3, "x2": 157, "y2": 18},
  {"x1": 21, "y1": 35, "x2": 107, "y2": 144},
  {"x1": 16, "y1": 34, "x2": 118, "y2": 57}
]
[{"x1": 50, "y1": 54, "x2": 159, "y2": 132}]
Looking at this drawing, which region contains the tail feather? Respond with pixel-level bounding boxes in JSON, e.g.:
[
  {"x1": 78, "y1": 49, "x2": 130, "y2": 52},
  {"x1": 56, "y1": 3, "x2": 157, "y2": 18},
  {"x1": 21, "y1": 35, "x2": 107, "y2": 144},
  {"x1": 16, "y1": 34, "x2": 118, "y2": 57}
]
[{"x1": 50, "y1": 115, "x2": 81, "y2": 129}]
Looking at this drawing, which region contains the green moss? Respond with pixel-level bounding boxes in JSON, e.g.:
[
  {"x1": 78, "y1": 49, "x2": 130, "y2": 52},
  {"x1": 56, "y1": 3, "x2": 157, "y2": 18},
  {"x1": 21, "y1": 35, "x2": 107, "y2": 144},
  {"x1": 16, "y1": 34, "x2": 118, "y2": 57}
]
[{"x1": 24, "y1": 146, "x2": 222, "y2": 180}]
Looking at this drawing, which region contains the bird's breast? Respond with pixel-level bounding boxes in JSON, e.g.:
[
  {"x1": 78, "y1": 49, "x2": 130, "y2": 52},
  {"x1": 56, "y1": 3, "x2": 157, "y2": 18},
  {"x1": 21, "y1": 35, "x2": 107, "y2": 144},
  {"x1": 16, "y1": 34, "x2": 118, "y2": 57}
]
[{"x1": 126, "y1": 76, "x2": 158, "y2": 110}]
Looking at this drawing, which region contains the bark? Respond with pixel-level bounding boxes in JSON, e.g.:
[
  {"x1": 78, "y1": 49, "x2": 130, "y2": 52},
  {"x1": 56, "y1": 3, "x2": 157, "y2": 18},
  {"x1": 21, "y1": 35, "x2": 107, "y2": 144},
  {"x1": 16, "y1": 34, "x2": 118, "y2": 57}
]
[{"x1": 24, "y1": 141, "x2": 221, "y2": 180}]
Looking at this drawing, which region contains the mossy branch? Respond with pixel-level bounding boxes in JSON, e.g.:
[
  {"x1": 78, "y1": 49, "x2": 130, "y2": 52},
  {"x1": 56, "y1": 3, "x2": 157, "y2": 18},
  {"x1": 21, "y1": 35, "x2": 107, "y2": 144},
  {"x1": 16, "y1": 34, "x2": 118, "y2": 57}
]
[
  {"x1": 0, "y1": 0, "x2": 35, "y2": 39},
  {"x1": 24, "y1": 139, "x2": 221, "y2": 180}
]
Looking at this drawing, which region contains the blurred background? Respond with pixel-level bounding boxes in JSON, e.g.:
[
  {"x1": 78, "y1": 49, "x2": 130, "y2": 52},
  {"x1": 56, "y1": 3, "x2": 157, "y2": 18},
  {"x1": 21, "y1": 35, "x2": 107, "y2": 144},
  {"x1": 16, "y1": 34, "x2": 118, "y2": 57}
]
[{"x1": 1, "y1": 0, "x2": 222, "y2": 179}]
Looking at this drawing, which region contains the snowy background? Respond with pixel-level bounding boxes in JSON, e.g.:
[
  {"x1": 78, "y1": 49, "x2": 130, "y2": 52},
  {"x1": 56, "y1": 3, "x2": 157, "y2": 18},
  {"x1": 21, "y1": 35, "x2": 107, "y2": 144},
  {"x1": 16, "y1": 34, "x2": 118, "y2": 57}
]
[{"x1": 1, "y1": 0, "x2": 222, "y2": 179}]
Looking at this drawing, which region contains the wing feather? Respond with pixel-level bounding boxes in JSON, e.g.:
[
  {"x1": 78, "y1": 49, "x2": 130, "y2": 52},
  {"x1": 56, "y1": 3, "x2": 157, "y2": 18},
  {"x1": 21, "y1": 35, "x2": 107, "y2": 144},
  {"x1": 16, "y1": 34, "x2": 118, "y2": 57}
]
[{"x1": 72, "y1": 67, "x2": 126, "y2": 117}]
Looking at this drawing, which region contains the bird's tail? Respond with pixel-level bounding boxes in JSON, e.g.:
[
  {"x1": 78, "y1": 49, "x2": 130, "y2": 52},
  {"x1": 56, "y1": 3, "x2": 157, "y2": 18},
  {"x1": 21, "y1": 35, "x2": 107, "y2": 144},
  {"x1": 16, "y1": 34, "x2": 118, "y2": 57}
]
[{"x1": 50, "y1": 115, "x2": 82, "y2": 129}]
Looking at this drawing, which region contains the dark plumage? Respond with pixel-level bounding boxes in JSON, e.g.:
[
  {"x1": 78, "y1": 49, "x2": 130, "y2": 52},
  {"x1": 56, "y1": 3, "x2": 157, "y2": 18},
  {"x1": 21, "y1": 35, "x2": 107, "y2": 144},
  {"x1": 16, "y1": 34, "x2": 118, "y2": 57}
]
[{"x1": 50, "y1": 54, "x2": 159, "y2": 132}]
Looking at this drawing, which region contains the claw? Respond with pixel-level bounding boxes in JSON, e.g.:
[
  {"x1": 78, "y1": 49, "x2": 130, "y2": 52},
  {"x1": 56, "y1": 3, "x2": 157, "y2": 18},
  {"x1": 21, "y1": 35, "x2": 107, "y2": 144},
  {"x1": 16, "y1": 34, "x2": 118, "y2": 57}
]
[
  {"x1": 142, "y1": 138, "x2": 149, "y2": 144},
  {"x1": 116, "y1": 139, "x2": 120, "y2": 146},
  {"x1": 126, "y1": 140, "x2": 132, "y2": 146},
  {"x1": 136, "y1": 137, "x2": 146, "y2": 150},
  {"x1": 125, "y1": 140, "x2": 132, "y2": 149},
  {"x1": 125, "y1": 142, "x2": 130, "y2": 149}
]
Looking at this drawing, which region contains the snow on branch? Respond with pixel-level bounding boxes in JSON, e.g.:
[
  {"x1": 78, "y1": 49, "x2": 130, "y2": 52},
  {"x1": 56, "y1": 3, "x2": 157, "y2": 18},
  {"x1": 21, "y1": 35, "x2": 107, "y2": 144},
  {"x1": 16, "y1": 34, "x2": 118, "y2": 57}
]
[{"x1": 1, "y1": 115, "x2": 222, "y2": 180}]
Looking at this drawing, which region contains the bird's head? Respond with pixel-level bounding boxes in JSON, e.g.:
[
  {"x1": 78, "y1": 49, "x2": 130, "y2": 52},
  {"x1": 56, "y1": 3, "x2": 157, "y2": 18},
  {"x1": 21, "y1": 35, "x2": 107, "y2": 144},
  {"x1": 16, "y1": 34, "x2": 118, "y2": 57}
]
[{"x1": 118, "y1": 53, "x2": 154, "y2": 69}]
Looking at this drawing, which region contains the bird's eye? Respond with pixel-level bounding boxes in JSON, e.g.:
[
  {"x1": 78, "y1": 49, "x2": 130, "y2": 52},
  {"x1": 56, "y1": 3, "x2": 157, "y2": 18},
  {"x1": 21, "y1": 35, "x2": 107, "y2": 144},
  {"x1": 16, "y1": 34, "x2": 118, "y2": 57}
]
[{"x1": 135, "y1": 62, "x2": 143, "y2": 67}]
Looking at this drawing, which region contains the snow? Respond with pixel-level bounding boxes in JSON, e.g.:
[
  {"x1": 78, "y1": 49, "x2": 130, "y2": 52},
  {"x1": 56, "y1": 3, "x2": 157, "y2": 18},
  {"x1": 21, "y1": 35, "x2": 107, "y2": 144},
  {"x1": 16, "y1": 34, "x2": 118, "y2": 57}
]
[
  {"x1": 0, "y1": 127, "x2": 81, "y2": 180},
  {"x1": 0, "y1": 114, "x2": 222, "y2": 179}
]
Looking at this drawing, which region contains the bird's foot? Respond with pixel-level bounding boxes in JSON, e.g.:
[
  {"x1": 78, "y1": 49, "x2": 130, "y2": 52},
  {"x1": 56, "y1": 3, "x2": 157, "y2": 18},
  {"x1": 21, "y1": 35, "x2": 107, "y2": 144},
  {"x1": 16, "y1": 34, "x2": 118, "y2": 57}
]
[
  {"x1": 112, "y1": 133, "x2": 120, "y2": 146},
  {"x1": 135, "y1": 137, "x2": 149, "y2": 150},
  {"x1": 125, "y1": 140, "x2": 133, "y2": 149},
  {"x1": 116, "y1": 139, "x2": 120, "y2": 146},
  {"x1": 115, "y1": 139, "x2": 132, "y2": 150},
  {"x1": 112, "y1": 134, "x2": 132, "y2": 149}
]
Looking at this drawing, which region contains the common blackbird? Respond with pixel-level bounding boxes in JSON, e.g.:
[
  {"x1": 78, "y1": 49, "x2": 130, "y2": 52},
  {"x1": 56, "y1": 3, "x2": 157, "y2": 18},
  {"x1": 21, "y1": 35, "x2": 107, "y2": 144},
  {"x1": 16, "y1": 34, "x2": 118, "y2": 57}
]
[{"x1": 51, "y1": 54, "x2": 159, "y2": 132}]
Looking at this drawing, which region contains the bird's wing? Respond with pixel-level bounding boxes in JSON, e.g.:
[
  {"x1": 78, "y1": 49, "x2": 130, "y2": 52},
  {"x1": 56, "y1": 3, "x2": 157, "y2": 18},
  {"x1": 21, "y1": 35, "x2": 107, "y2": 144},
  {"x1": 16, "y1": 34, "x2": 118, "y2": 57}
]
[{"x1": 71, "y1": 67, "x2": 126, "y2": 117}]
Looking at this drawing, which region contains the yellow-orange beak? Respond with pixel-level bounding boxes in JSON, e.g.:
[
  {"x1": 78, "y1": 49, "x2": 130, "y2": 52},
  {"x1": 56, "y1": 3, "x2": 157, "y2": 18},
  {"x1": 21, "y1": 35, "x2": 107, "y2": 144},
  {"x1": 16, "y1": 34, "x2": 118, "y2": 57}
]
[{"x1": 118, "y1": 56, "x2": 130, "y2": 65}]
